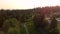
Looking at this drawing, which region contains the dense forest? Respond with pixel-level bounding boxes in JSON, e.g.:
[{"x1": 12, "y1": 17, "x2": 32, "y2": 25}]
[{"x1": 0, "y1": 6, "x2": 60, "y2": 34}]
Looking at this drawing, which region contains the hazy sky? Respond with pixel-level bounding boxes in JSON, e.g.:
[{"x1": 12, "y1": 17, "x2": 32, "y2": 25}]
[{"x1": 0, "y1": 0, "x2": 60, "y2": 9}]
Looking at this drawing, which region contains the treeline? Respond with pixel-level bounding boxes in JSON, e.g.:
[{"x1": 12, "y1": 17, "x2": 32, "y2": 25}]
[
  {"x1": 34, "y1": 6, "x2": 60, "y2": 18},
  {"x1": 0, "y1": 9, "x2": 34, "y2": 27},
  {"x1": 0, "y1": 6, "x2": 59, "y2": 34},
  {"x1": 0, "y1": 9, "x2": 34, "y2": 34}
]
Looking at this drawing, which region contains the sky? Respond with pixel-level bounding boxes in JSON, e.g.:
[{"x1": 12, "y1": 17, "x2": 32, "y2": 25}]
[{"x1": 0, "y1": 0, "x2": 60, "y2": 9}]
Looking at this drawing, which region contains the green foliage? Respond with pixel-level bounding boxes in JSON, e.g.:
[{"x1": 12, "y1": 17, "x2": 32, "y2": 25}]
[
  {"x1": 3, "y1": 18, "x2": 20, "y2": 34},
  {"x1": 20, "y1": 25, "x2": 26, "y2": 34},
  {"x1": 0, "y1": 10, "x2": 59, "y2": 34},
  {"x1": 50, "y1": 15, "x2": 58, "y2": 34},
  {"x1": 19, "y1": 13, "x2": 33, "y2": 34},
  {"x1": 50, "y1": 15, "x2": 58, "y2": 29}
]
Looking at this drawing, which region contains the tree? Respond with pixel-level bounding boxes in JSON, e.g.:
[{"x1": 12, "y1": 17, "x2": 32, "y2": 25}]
[
  {"x1": 49, "y1": 15, "x2": 58, "y2": 34},
  {"x1": 20, "y1": 14, "x2": 29, "y2": 34},
  {"x1": 33, "y1": 13, "x2": 50, "y2": 34},
  {"x1": 20, "y1": 13, "x2": 33, "y2": 34},
  {"x1": 2, "y1": 18, "x2": 20, "y2": 34},
  {"x1": 0, "y1": 13, "x2": 5, "y2": 28}
]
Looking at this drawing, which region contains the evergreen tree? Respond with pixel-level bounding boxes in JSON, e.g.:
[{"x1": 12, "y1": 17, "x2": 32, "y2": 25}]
[
  {"x1": 49, "y1": 15, "x2": 59, "y2": 34},
  {"x1": 33, "y1": 13, "x2": 50, "y2": 34}
]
